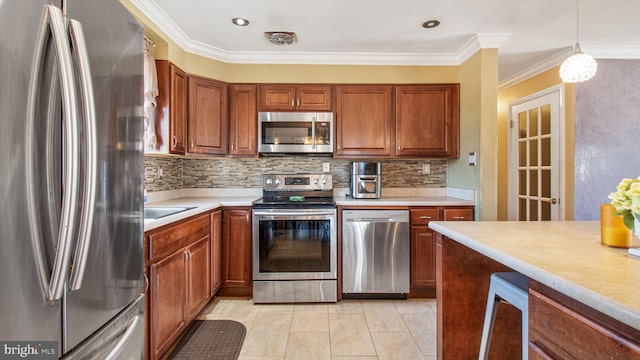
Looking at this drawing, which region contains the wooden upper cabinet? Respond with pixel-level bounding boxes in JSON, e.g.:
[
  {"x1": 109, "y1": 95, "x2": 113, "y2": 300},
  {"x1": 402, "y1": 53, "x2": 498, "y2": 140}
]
[
  {"x1": 155, "y1": 60, "x2": 187, "y2": 154},
  {"x1": 334, "y1": 85, "x2": 394, "y2": 157},
  {"x1": 257, "y1": 84, "x2": 332, "y2": 111},
  {"x1": 187, "y1": 75, "x2": 228, "y2": 155},
  {"x1": 229, "y1": 84, "x2": 257, "y2": 157},
  {"x1": 395, "y1": 84, "x2": 460, "y2": 158}
]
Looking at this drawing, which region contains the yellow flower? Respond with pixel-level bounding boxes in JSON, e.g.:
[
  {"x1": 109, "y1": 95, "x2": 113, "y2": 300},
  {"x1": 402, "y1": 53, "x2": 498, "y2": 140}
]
[
  {"x1": 626, "y1": 182, "x2": 640, "y2": 199},
  {"x1": 617, "y1": 178, "x2": 633, "y2": 192}
]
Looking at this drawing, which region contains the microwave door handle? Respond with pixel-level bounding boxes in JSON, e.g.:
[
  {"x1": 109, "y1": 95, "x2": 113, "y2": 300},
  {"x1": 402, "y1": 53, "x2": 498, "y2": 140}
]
[{"x1": 311, "y1": 116, "x2": 316, "y2": 150}]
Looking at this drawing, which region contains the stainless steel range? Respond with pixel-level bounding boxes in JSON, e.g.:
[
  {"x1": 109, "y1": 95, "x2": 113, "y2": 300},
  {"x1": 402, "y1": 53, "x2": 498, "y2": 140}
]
[{"x1": 252, "y1": 174, "x2": 337, "y2": 303}]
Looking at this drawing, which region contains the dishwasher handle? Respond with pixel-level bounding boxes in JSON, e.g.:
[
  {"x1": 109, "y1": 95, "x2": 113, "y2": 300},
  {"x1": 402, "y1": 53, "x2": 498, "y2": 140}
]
[{"x1": 344, "y1": 217, "x2": 408, "y2": 223}]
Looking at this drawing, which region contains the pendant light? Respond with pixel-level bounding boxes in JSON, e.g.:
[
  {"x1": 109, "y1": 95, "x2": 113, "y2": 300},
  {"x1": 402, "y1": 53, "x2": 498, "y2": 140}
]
[{"x1": 559, "y1": 0, "x2": 597, "y2": 83}]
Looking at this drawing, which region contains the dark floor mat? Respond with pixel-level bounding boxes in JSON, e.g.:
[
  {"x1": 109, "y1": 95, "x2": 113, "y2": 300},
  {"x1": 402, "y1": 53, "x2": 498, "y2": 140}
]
[{"x1": 168, "y1": 320, "x2": 247, "y2": 360}]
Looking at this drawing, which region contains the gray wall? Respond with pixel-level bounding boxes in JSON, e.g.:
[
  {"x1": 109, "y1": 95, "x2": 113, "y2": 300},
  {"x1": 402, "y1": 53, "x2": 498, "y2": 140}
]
[{"x1": 574, "y1": 59, "x2": 640, "y2": 220}]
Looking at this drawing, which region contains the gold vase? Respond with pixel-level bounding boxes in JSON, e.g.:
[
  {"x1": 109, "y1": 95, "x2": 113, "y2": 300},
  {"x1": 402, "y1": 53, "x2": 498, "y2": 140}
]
[{"x1": 600, "y1": 204, "x2": 632, "y2": 248}]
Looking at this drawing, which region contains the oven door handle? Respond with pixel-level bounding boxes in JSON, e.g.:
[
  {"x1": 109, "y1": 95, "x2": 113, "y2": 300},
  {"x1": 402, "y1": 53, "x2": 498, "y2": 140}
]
[{"x1": 253, "y1": 210, "x2": 336, "y2": 217}]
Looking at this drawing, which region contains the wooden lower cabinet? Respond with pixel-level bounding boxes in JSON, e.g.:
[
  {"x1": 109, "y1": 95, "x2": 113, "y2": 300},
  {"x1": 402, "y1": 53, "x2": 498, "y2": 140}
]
[
  {"x1": 220, "y1": 207, "x2": 252, "y2": 296},
  {"x1": 149, "y1": 249, "x2": 186, "y2": 360},
  {"x1": 145, "y1": 212, "x2": 215, "y2": 360},
  {"x1": 186, "y1": 237, "x2": 211, "y2": 320},
  {"x1": 211, "y1": 210, "x2": 222, "y2": 295},
  {"x1": 409, "y1": 206, "x2": 473, "y2": 298},
  {"x1": 529, "y1": 281, "x2": 640, "y2": 359}
]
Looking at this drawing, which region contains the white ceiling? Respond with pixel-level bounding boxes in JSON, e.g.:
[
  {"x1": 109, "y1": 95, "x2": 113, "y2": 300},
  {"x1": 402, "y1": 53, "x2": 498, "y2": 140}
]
[{"x1": 131, "y1": 0, "x2": 640, "y2": 85}]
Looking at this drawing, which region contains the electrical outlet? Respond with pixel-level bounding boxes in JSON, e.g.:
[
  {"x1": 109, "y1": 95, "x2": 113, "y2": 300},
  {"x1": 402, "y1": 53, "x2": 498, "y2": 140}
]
[
  {"x1": 322, "y1": 162, "x2": 331, "y2": 173},
  {"x1": 422, "y1": 163, "x2": 431, "y2": 175},
  {"x1": 158, "y1": 166, "x2": 164, "y2": 178}
]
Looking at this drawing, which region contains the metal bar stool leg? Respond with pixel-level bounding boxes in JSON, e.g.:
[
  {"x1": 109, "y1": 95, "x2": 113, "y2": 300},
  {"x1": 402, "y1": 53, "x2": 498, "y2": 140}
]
[{"x1": 478, "y1": 272, "x2": 528, "y2": 360}]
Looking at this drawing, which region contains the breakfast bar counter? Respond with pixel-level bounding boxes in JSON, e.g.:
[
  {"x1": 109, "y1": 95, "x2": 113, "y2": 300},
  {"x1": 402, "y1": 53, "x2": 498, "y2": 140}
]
[{"x1": 428, "y1": 221, "x2": 640, "y2": 359}]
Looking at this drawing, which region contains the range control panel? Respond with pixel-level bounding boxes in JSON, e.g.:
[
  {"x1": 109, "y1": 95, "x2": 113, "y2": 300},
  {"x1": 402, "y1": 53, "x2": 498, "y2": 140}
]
[{"x1": 263, "y1": 174, "x2": 332, "y2": 191}]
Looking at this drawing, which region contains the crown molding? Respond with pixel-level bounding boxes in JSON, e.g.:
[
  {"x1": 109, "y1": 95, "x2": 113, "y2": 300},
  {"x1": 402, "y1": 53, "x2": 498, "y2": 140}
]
[
  {"x1": 456, "y1": 33, "x2": 510, "y2": 63},
  {"x1": 498, "y1": 48, "x2": 573, "y2": 90},
  {"x1": 130, "y1": 0, "x2": 509, "y2": 66},
  {"x1": 587, "y1": 46, "x2": 640, "y2": 59}
]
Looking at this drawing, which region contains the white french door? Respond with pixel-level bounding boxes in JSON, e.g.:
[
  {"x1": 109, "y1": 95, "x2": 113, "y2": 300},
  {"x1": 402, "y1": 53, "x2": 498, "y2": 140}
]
[{"x1": 508, "y1": 86, "x2": 564, "y2": 221}]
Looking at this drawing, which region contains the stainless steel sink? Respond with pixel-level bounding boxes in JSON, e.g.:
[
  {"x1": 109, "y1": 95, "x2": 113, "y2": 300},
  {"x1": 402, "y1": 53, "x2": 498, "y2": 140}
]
[{"x1": 144, "y1": 206, "x2": 195, "y2": 220}]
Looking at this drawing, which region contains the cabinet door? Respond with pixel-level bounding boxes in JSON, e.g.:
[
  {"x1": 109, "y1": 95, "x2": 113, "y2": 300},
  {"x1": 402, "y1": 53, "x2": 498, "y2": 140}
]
[
  {"x1": 222, "y1": 208, "x2": 252, "y2": 288},
  {"x1": 210, "y1": 210, "x2": 222, "y2": 295},
  {"x1": 150, "y1": 249, "x2": 186, "y2": 360},
  {"x1": 187, "y1": 75, "x2": 228, "y2": 155},
  {"x1": 395, "y1": 85, "x2": 459, "y2": 158},
  {"x1": 335, "y1": 85, "x2": 393, "y2": 157},
  {"x1": 229, "y1": 84, "x2": 257, "y2": 156},
  {"x1": 411, "y1": 226, "x2": 436, "y2": 288},
  {"x1": 186, "y1": 236, "x2": 211, "y2": 321},
  {"x1": 257, "y1": 85, "x2": 296, "y2": 111},
  {"x1": 296, "y1": 85, "x2": 332, "y2": 111},
  {"x1": 170, "y1": 65, "x2": 187, "y2": 154},
  {"x1": 155, "y1": 60, "x2": 186, "y2": 155},
  {"x1": 257, "y1": 85, "x2": 331, "y2": 111}
]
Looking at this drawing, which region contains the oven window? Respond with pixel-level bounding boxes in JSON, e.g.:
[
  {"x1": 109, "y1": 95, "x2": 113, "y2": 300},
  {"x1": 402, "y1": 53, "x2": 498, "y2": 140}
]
[
  {"x1": 258, "y1": 219, "x2": 331, "y2": 273},
  {"x1": 262, "y1": 122, "x2": 312, "y2": 145}
]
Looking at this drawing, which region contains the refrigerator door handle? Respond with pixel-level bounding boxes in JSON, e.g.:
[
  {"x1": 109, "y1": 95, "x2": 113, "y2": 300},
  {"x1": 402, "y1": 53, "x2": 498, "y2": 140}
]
[
  {"x1": 27, "y1": 5, "x2": 81, "y2": 302},
  {"x1": 67, "y1": 18, "x2": 98, "y2": 292},
  {"x1": 104, "y1": 315, "x2": 142, "y2": 360}
]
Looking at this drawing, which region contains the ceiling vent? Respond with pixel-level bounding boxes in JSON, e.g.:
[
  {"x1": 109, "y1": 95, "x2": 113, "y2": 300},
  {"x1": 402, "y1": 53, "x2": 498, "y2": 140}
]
[{"x1": 264, "y1": 32, "x2": 296, "y2": 45}]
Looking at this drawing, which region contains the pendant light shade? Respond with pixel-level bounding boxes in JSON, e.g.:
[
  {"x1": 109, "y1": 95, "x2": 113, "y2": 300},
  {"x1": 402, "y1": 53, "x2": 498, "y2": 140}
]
[
  {"x1": 559, "y1": 0, "x2": 597, "y2": 83},
  {"x1": 559, "y1": 44, "x2": 598, "y2": 83}
]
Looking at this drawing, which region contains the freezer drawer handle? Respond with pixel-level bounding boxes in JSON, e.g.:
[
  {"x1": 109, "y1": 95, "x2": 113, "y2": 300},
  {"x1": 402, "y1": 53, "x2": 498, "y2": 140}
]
[
  {"x1": 104, "y1": 315, "x2": 142, "y2": 360},
  {"x1": 68, "y1": 18, "x2": 98, "y2": 292}
]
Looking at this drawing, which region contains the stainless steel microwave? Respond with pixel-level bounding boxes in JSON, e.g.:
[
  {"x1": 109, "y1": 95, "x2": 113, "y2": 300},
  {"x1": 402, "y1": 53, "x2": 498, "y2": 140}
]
[{"x1": 258, "y1": 112, "x2": 333, "y2": 155}]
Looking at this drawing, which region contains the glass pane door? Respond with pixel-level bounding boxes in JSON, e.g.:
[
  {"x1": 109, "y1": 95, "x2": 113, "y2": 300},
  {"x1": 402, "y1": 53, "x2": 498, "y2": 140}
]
[{"x1": 509, "y1": 89, "x2": 562, "y2": 221}]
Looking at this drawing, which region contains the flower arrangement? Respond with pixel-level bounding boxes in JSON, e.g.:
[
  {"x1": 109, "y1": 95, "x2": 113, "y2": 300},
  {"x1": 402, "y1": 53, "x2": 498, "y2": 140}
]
[{"x1": 608, "y1": 177, "x2": 640, "y2": 232}]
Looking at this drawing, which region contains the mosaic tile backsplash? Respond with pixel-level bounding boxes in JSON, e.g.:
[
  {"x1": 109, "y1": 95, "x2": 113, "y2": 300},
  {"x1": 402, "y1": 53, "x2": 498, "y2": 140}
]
[{"x1": 144, "y1": 156, "x2": 447, "y2": 191}]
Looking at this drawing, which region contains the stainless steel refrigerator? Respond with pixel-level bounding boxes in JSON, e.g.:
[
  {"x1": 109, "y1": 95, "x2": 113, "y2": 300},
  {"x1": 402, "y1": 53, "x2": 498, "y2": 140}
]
[{"x1": 0, "y1": 0, "x2": 144, "y2": 358}]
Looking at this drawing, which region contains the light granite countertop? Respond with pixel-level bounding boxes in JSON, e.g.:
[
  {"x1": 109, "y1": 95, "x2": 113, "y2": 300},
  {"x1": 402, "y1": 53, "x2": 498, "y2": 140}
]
[
  {"x1": 335, "y1": 195, "x2": 474, "y2": 207},
  {"x1": 428, "y1": 220, "x2": 640, "y2": 330},
  {"x1": 143, "y1": 196, "x2": 260, "y2": 232}
]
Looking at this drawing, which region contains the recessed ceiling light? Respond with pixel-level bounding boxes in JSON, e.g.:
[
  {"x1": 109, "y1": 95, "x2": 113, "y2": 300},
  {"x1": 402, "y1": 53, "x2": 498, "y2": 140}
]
[
  {"x1": 422, "y1": 20, "x2": 440, "y2": 29},
  {"x1": 232, "y1": 17, "x2": 249, "y2": 26}
]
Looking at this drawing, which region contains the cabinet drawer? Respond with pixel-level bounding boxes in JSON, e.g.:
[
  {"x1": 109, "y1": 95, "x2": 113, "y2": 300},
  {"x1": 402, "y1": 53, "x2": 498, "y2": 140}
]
[
  {"x1": 148, "y1": 213, "x2": 210, "y2": 262},
  {"x1": 443, "y1": 208, "x2": 473, "y2": 221},
  {"x1": 410, "y1": 208, "x2": 440, "y2": 226},
  {"x1": 529, "y1": 288, "x2": 640, "y2": 359}
]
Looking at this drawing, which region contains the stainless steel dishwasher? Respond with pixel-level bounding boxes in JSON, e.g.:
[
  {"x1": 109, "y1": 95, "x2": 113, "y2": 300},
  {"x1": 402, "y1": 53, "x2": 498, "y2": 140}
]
[{"x1": 342, "y1": 209, "x2": 410, "y2": 298}]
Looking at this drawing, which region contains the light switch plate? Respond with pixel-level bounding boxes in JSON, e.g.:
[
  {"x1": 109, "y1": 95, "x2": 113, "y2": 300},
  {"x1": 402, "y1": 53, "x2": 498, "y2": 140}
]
[
  {"x1": 322, "y1": 162, "x2": 331, "y2": 173},
  {"x1": 422, "y1": 163, "x2": 431, "y2": 174},
  {"x1": 468, "y1": 152, "x2": 477, "y2": 166}
]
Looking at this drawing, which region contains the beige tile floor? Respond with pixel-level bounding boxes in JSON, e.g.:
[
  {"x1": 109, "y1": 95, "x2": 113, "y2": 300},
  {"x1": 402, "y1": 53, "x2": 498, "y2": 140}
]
[{"x1": 195, "y1": 297, "x2": 437, "y2": 360}]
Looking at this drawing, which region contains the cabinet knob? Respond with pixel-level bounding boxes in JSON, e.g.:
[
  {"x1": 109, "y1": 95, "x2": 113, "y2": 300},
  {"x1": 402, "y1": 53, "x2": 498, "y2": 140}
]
[
  {"x1": 172, "y1": 135, "x2": 177, "y2": 147},
  {"x1": 231, "y1": 143, "x2": 234, "y2": 150},
  {"x1": 397, "y1": 143, "x2": 401, "y2": 151},
  {"x1": 291, "y1": 98, "x2": 295, "y2": 108},
  {"x1": 190, "y1": 140, "x2": 194, "y2": 149},
  {"x1": 452, "y1": 216, "x2": 465, "y2": 220},
  {"x1": 419, "y1": 216, "x2": 432, "y2": 220},
  {"x1": 297, "y1": 98, "x2": 300, "y2": 108}
]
